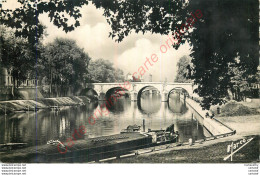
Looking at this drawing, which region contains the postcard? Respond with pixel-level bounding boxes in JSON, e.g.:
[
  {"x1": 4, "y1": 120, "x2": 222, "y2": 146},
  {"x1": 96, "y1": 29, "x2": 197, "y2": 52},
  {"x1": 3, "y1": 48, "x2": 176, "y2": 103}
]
[{"x1": 0, "y1": 0, "x2": 259, "y2": 174}]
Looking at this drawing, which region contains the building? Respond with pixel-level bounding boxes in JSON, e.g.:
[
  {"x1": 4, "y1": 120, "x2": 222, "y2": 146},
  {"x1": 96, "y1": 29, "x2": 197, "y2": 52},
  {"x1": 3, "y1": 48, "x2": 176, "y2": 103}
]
[
  {"x1": 125, "y1": 73, "x2": 133, "y2": 81},
  {"x1": 125, "y1": 72, "x2": 143, "y2": 82},
  {"x1": 0, "y1": 67, "x2": 39, "y2": 100},
  {"x1": 0, "y1": 67, "x2": 38, "y2": 88},
  {"x1": 0, "y1": 68, "x2": 12, "y2": 87}
]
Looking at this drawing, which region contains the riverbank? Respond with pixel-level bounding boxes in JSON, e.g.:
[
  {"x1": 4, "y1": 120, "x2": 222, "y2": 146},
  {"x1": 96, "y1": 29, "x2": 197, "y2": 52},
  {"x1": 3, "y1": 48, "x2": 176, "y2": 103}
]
[
  {"x1": 108, "y1": 135, "x2": 259, "y2": 163},
  {"x1": 0, "y1": 96, "x2": 92, "y2": 115},
  {"x1": 108, "y1": 100, "x2": 260, "y2": 163},
  {"x1": 107, "y1": 114, "x2": 259, "y2": 163},
  {"x1": 183, "y1": 97, "x2": 235, "y2": 135},
  {"x1": 214, "y1": 100, "x2": 260, "y2": 137}
]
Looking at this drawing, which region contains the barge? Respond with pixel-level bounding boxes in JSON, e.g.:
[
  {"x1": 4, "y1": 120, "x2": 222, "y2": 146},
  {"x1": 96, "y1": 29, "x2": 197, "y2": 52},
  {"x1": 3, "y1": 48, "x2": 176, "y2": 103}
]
[
  {"x1": 48, "y1": 124, "x2": 178, "y2": 162},
  {"x1": 1, "y1": 124, "x2": 178, "y2": 163}
]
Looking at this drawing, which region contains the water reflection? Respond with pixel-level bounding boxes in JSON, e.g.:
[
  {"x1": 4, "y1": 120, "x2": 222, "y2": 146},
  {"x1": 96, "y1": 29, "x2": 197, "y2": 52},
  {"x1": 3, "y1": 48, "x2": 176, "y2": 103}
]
[
  {"x1": 106, "y1": 98, "x2": 131, "y2": 114},
  {"x1": 137, "y1": 93, "x2": 161, "y2": 114},
  {"x1": 0, "y1": 93, "x2": 208, "y2": 147},
  {"x1": 168, "y1": 93, "x2": 188, "y2": 114}
]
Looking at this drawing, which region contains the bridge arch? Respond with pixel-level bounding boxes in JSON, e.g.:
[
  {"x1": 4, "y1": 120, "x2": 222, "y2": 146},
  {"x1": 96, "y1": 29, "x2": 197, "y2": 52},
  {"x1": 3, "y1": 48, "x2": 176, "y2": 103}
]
[
  {"x1": 137, "y1": 85, "x2": 161, "y2": 101},
  {"x1": 105, "y1": 87, "x2": 130, "y2": 99},
  {"x1": 168, "y1": 87, "x2": 190, "y2": 98},
  {"x1": 80, "y1": 88, "x2": 98, "y2": 98}
]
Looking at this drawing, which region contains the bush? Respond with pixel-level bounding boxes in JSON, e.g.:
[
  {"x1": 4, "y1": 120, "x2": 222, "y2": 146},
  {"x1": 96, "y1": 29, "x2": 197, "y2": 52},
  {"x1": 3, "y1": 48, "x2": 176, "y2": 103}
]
[{"x1": 218, "y1": 101, "x2": 259, "y2": 117}]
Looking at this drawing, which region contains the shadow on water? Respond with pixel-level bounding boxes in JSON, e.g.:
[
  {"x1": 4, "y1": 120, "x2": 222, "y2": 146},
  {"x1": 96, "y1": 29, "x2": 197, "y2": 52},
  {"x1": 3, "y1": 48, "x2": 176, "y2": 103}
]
[
  {"x1": 105, "y1": 87, "x2": 131, "y2": 114},
  {"x1": 168, "y1": 93, "x2": 188, "y2": 114},
  {"x1": 137, "y1": 93, "x2": 161, "y2": 115},
  {"x1": 105, "y1": 97, "x2": 131, "y2": 114}
]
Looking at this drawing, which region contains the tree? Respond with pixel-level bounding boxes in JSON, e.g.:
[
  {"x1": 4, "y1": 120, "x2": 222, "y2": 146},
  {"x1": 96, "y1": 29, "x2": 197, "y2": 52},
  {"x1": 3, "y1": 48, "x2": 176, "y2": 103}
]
[
  {"x1": 114, "y1": 68, "x2": 125, "y2": 82},
  {"x1": 1, "y1": 0, "x2": 88, "y2": 44},
  {"x1": 0, "y1": 25, "x2": 35, "y2": 96},
  {"x1": 2, "y1": 0, "x2": 259, "y2": 109},
  {"x1": 187, "y1": 0, "x2": 258, "y2": 109},
  {"x1": 40, "y1": 38, "x2": 90, "y2": 96},
  {"x1": 88, "y1": 58, "x2": 124, "y2": 83},
  {"x1": 92, "y1": 0, "x2": 259, "y2": 109},
  {"x1": 229, "y1": 63, "x2": 258, "y2": 101},
  {"x1": 175, "y1": 56, "x2": 192, "y2": 83}
]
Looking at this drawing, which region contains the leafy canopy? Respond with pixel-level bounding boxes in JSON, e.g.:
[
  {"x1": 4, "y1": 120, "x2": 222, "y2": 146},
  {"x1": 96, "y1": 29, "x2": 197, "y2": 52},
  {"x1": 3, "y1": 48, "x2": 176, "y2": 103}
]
[
  {"x1": 1, "y1": 0, "x2": 259, "y2": 109},
  {"x1": 0, "y1": 25, "x2": 35, "y2": 87},
  {"x1": 175, "y1": 56, "x2": 192, "y2": 83},
  {"x1": 41, "y1": 38, "x2": 90, "y2": 89},
  {"x1": 88, "y1": 58, "x2": 125, "y2": 83},
  {"x1": 1, "y1": 0, "x2": 88, "y2": 44}
]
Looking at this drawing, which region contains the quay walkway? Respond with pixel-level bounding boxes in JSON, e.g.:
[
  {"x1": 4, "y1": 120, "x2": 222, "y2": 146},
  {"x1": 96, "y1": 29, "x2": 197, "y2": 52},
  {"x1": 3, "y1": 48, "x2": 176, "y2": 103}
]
[{"x1": 184, "y1": 97, "x2": 235, "y2": 136}]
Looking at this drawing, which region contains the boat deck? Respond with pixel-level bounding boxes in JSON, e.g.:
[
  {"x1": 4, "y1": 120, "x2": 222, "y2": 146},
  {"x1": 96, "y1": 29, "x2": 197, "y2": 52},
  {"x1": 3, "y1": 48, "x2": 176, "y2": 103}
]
[
  {"x1": 0, "y1": 133, "x2": 149, "y2": 157},
  {"x1": 0, "y1": 129, "x2": 178, "y2": 162}
]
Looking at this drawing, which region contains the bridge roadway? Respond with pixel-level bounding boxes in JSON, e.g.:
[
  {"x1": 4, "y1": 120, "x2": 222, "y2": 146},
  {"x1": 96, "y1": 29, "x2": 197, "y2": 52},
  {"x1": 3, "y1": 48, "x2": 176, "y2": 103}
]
[{"x1": 86, "y1": 82, "x2": 194, "y2": 102}]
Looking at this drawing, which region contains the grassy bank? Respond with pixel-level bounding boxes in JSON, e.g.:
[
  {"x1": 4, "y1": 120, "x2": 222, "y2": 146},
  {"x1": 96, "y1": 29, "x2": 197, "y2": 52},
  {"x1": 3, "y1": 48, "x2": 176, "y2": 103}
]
[
  {"x1": 108, "y1": 135, "x2": 259, "y2": 163},
  {"x1": 211, "y1": 100, "x2": 260, "y2": 117},
  {"x1": 0, "y1": 96, "x2": 91, "y2": 115}
]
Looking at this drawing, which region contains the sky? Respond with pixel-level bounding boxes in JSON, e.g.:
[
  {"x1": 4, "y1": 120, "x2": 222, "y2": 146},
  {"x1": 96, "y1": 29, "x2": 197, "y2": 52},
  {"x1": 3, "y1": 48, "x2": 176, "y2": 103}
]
[{"x1": 3, "y1": 1, "x2": 192, "y2": 82}]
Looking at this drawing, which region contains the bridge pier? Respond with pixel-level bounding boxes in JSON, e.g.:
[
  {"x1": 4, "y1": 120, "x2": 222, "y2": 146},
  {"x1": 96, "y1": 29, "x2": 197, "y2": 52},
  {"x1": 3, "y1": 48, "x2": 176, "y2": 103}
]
[
  {"x1": 130, "y1": 91, "x2": 137, "y2": 101},
  {"x1": 97, "y1": 92, "x2": 106, "y2": 101},
  {"x1": 161, "y1": 91, "x2": 168, "y2": 102}
]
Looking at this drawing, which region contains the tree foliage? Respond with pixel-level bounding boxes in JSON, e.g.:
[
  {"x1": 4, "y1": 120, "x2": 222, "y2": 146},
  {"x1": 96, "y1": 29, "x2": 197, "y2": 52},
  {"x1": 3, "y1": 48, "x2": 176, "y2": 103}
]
[
  {"x1": 94, "y1": 0, "x2": 258, "y2": 109},
  {"x1": 175, "y1": 56, "x2": 192, "y2": 83},
  {"x1": 92, "y1": 0, "x2": 259, "y2": 109},
  {"x1": 188, "y1": 0, "x2": 258, "y2": 109},
  {"x1": 40, "y1": 38, "x2": 90, "y2": 96},
  {"x1": 1, "y1": 0, "x2": 259, "y2": 109},
  {"x1": 0, "y1": 25, "x2": 35, "y2": 93},
  {"x1": 1, "y1": 0, "x2": 88, "y2": 44},
  {"x1": 228, "y1": 64, "x2": 258, "y2": 101},
  {"x1": 91, "y1": 0, "x2": 189, "y2": 42},
  {"x1": 88, "y1": 58, "x2": 124, "y2": 83}
]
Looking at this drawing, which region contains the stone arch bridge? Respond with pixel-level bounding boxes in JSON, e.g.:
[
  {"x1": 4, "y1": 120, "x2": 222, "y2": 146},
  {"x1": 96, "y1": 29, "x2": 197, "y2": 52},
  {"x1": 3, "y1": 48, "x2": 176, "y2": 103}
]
[{"x1": 86, "y1": 82, "x2": 194, "y2": 102}]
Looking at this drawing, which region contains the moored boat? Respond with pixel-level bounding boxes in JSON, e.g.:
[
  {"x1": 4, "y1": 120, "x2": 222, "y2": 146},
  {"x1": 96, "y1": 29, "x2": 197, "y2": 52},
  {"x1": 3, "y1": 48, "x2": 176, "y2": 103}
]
[
  {"x1": 0, "y1": 124, "x2": 179, "y2": 163},
  {"x1": 45, "y1": 124, "x2": 179, "y2": 162}
]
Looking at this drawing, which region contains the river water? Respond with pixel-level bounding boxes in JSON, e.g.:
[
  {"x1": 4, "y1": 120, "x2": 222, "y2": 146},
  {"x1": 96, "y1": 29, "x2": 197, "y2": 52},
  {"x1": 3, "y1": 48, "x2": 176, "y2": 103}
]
[{"x1": 0, "y1": 93, "x2": 211, "y2": 148}]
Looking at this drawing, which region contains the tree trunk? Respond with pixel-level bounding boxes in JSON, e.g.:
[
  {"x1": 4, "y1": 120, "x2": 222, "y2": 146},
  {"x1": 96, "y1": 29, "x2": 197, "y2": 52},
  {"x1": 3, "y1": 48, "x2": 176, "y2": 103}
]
[
  {"x1": 12, "y1": 76, "x2": 15, "y2": 97},
  {"x1": 227, "y1": 88, "x2": 233, "y2": 100}
]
